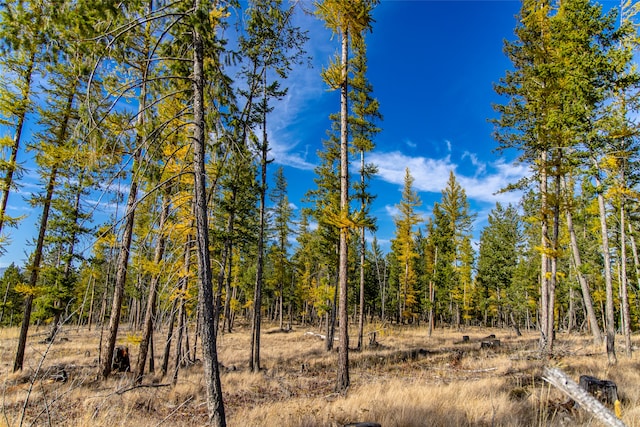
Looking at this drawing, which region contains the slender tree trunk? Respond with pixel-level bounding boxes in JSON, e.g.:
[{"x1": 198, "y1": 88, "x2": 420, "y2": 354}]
[
  {"x1": 192, "y1": 5, "x2": 225, "y2": 423},
  {"x1": 100, "y1": 152, "x2": 140, "y2": 378},
  {"x1": 563, "y1": 176, "x2": 602, "y2": 345},
  {"x1": 135, "y1": 190, "x2": 169, "y2": 382},
  {"x1": 336, "y1": 27, "x2": 350, "y2": 393},
  {"x1": 627, "y1": 222, "x2": 640, "y2": 291},
  {"x1": 428, "y1": 247, "x2": 437, "y2": 338},
  {"x1": 148, "y1": 330, "x2": 155, "y2": 373},
  {"x1": 172, "y1": 303, "x2": 185, "y2": 384},
  {"x1": 357, "y1": 226, "x2": 365, "y2": 351},
  {"x1": 48, "y1": 164, "x2": 84, "y2": 342},
  {"x1": 0, "y1": 52, "x2": 35, "y2": 236},
  {"x1": 546, "y1": 171, "x2": 561, "y2": 353},
  {"x1": 14, "y1": 166, "x2": 58, "y2": 371},
  {"x1": 326, "y1": 273, "x2": 337, "y2": 352},
  {"x1": 619, "y1": 200, "x2": 631, "y2": 357},
  {"x1": 595, "y1": 171, "x2": 617, "y2": 365},
  {"x1": 250, "y1": 100, "x2": 267, "y2": 371},
  {"x1": 539, "y1": 151, "x2": 551, "y2": 355},
  {"x1": 161, "y1": 297, "x2": 178, "y2": 377}
]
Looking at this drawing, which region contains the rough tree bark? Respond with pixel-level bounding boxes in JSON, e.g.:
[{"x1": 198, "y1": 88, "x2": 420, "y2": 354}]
[
  {"x1": 336, "y1": 24, "x2": 350, "y2": 393},
  {"x1": 192, "y1": 1, "x2": 225, "y2": 422}
]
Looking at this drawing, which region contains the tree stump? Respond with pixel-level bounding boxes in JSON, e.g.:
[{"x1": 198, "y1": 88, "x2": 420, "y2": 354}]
[
  {"x1": 113, "y1": 346, "x2": 130, "y2": 372},
  {"x1": 579, "y1": 375, "x2": 618, "y2": 405},
  {"x1": 368, "y1": 331, "x2": 378, "y2": 347},
  {"x1": 480, "y1": 339, "x2": 500, "y2": 349}
]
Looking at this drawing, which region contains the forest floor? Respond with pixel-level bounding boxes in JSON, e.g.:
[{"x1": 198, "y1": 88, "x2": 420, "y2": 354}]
[{"x1": 0, "y1": 322, "x2": 638, "y2": 426}]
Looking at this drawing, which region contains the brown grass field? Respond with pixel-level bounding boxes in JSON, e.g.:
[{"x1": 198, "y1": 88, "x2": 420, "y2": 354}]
[{"x1": 0, "y1": 322, "x2": 638, "y2": 426}]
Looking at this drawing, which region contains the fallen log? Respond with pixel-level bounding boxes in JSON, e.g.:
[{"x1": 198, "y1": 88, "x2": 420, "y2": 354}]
[
  {"x1": 343, "y1": 423, "x2": 381, "y2": 427},
  {"x1": 543, "y1": 367, "x2": 625, "y2": 427}
]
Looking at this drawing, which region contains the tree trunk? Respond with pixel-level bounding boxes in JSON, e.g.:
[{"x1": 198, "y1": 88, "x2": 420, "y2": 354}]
[
  {"x1": 564, "y1": 176, "x2": 602, "y2": 345},
  {"x1": 595, "y1": 172, "x2": 617, "y2": 365},
  {"x1": 172, "y1": 302, "x2": 185, "y2": 384},
  {"x1": 627, "y1": 222, "x2": 640, "y2": 291},
  {"x1": 14, "y1": 166, "x2": 58, "y2": 371},
  {"x1": 546, "y1": 172, "x2": 561, "y2": 353},
  {"x1": 357, "y1": 226, "x2": 365, "y2": 351},
  {"x1": 250, "y1": 74, "x2": 268, "y2": 372},
  {"x1": 619, "y1": 201, "x2": 631, "y2": 357},
  {"x1": 162, "y1": 235, "x2": 191, "y2": 378},
  {"x1": 326, "y1": 275, "x2": 337, "y2": 352},
  {"x1": 336, "y1": 27, "x2": 350, "y2": 393},
  {"x1": 539, "y1": 150, "x2": 551, "y2": 355},
  {"x1": 100, "y1": 154, "x2": 140, "y2": 378},
  {"x1": 0, "y1": 52, "x2": 35, "y2": 236},
  {"x1": 135, "y1": 190, "x2": 169, "y2": 382},
  {"x1": 192, "y1": 4, "x2": 225, "y2": 423},
  {"x1": 161, "y1": 298, "x2": 178, "y2": 377}
]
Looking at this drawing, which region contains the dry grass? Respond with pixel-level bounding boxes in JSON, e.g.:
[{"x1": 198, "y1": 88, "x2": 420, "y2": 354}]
[{"x1": 0, "y1": 323, "x2": 637, "y2": 426}]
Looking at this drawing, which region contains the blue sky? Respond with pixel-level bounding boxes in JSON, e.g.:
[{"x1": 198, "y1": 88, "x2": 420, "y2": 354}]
[
  {"x1": 1, "y1": 0, "x2": 536, "y2": 268},
  {"x1": 269, "y1": 0, "x2": 528, "y2": 252}
]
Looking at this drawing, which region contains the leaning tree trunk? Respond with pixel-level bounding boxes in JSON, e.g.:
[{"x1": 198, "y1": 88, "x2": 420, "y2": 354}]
[
  {"x1": 0, "y1": 52, "x2": 35, "y2": 236},
  {"x1": 564, "y1": 176, "x2": 602, "y2": 345},
  {"x1": 48, "y1": 163, "x2": 85, "y2": 343},
  {"x1": 14, "y1": 166, "x2": 58, "y2": 371},
  {"x1": 135, "y1": 190, "x2": 170, "y2": 382},
  {"x1": 628, "y1": 222, "x2": 640, "y2": 291},
  {"x1": 162, "y1": 236, "x2": 191, "y2": 377},
  {"x1": 100, "y1": 151, "x2": 141, "y2": 378},
  {"x1": 192, "y1": 4, "x2": 225, "y2": 423}
]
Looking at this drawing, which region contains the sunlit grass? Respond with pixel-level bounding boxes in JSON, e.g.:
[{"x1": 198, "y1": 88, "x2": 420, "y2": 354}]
[{"x1": 0, "y1": 322, "x2": 636, "y2": 426}]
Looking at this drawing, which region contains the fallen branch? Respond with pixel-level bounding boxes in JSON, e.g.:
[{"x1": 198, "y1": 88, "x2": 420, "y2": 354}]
[
  {"x1": 463, "y1": 367, "x2": 498, "y2": 374},
  {"x1": 115, "y1": 382, "x2": 171, "y2": 396},
  {"x1": 154, "y1": 396, "x2": 193, "y2": 427},
  {"x1": 542, "y1": 367, "x2": 626, "y2": 427},
  {"x1": 304, "y1": 331, "x2": 326, "y2": 339}
]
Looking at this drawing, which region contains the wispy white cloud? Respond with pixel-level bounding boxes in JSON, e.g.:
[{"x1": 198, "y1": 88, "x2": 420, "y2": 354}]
[
  {"x1": 369, "y1": 150, "x2": 527, "y2": 206},
  {"x1": 458, "y1": 159, "x2": 527, "y2": 205},
  {"x1": 462, "y1": 150, "x2": 486, "y2": 176},
  {"x1": 370, "y1": 151, "x2": 456, "y2": 193},
  {"x1": 271, "y1": 136, "x2": 316, "y2": 170},
  {"x1": 384, "y1": 204, "x2": 399, "y2": 218},
  {"x1": 264, "y1": 5, "x2": 333, "y2": 171}
]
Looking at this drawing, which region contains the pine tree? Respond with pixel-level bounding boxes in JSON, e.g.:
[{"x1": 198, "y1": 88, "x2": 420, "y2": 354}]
[
  {"x1": 493, "y1": 0, "x2": 623, "y2": 356},
  {"x1": 238, "y1": 0, "x2": 307, "y2": 372},
  {"x1": 270, "y1": 167, "x2": 293, "y2": 330},
  {"x1": 315, "y1": 0, "x2": 378, "y2": 393},
  {"x1": 0, "y1": 263, "x2": 24, "y2": 325},
  {"x1": 0, "y1": 0, "x2": 50, "y2": 243},
  {"x1": 476, "y1": 203, "x2": 521, "y2": 329},
  {"x1": 391, "y1": 168, "x2": 422, "y2": 324},
  {"x1": 439, "y1": 171, "x2": 476, "y2": 327},
  {"x1": 350, "y1": 32, "x2": 380, "y2": 351}
]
